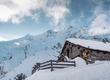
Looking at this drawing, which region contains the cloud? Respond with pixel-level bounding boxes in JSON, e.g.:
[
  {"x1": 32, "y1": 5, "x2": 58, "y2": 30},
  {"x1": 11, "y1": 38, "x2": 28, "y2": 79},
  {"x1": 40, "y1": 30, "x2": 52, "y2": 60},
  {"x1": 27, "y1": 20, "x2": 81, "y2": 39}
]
[
  {"x1": 0, "y1": 0, "x2": 71, "y2": 24},
  {"x1": 93, "y1": 0, "x2": 110, "y2": 16},
  {"x1": 88, "y1": 14, "x2": 110, "y2": 36},
  {"x1": 0, "y1": 34, "x2": 22, "y2": 41},
  {"x1": 0, "y1": 0, "x2": 44, "y2": 23},
  {"x1": 0, "y1": 35, "x2": 10, "y2": 41},
  {"x1": 43, "y1": 0, "x2": 70, "y2": 25},
  {"x1": 88, "y1": 0, "x2": 110, "y2": 36},
  {"x1": 0, "y1": 37, "x2": 7, "y2": 41},
  {"x1": 45, "y1": 5, "x2": 69, "y2": 25}
]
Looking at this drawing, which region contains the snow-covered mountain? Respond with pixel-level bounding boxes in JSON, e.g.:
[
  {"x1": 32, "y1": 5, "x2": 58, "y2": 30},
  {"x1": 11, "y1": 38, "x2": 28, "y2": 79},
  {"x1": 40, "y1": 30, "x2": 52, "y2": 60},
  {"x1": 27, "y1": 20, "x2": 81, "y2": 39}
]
[
  {"x1": 0, "y1": 26, "x2": 80, "y2": 71},
  {"x1": 0, "y1": 26, "x2": 110, "y2": 80},
  {"x1": 0, "y1": 26, "x2": 76, "y2": 79}
]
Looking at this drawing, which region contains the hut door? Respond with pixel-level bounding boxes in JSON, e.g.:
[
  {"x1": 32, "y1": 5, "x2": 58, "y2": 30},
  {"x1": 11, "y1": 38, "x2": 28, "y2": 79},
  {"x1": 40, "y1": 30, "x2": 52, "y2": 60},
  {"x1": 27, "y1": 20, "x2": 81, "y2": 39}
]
[
  {"x1": 82, "y1": 49, "x2": 89, "y2": 59},
  {"x1": 67, "y1": 49, "x2": 69, "y2": 57}
]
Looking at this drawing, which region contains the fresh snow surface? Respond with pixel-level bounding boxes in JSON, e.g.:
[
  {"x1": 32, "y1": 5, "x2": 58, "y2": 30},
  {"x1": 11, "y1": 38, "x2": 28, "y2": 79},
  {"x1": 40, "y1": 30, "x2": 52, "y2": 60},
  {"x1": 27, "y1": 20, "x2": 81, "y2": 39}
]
[
  {"x1": 73, "y1": 57, "x2": 86, "y2": 67},
  {"x1": 67, "y1": 38, "x2": 110, "y2": 52},
  {"x1": 26, "y1": 58, "x2": 110, "y2": 80}
]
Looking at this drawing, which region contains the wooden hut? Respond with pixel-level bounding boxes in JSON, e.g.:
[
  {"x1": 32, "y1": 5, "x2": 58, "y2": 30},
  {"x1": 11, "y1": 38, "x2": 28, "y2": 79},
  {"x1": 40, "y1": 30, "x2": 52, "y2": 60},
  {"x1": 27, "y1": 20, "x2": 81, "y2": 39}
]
[{"x1": 58, "y1": 38, "x2": 110, "y2": 63}]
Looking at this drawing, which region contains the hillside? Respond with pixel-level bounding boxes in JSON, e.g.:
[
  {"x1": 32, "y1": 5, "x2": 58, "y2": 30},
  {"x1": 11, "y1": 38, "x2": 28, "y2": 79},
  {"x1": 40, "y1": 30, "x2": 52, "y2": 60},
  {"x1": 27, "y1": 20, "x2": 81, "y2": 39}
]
[
  {"x1": 0, "y1": 26, "x2": 83, "y2": 72},
  {"x1": 26, "y1": 58, "x2": 110, "y2": 80},
  {"x1": 0, "y1": 26, "x2": 79, "y2": 79},
  {"x1": 0, "y1": 26, "x2": 110, "y2": 80}
]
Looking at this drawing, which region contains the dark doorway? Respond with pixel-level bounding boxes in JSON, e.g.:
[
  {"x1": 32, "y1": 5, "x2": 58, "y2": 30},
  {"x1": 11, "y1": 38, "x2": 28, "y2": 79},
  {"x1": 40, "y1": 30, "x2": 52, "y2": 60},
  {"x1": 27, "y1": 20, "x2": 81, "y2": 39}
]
[{"x1": 67, "y1": 49, "x2": 70, "y2": 57}]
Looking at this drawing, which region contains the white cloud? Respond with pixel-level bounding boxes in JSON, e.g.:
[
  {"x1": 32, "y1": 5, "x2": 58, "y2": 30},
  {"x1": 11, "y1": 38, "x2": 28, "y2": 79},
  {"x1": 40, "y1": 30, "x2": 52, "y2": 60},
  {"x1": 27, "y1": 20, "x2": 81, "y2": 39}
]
[
  {"x1": 0, "y1": 35, "x2": 11, "y2": 41},
  {"x1": 88, "y1": 14, "x2": 110, "y2": 36},
  {"x1": 88, "y1": 0, "x2": 110, "y2": 36},
  {"x1": 0, "y1": 34, "x2": 22, "y2": 41},
  {"x1": 0, "y1": 0, "x2": 70, "y2": 24},
  {"x1": 0, "y1": 0, "x2": 44, "y2": 23},
  {"x1": 45, "y1": 5, "x2": 69, "y2": 25},
  {"x1": 0, "y1": 37, "x2": 7, "y2": 41},
  {"x1": 43, "y1": 0, "x2": 70, "y2": 25}
]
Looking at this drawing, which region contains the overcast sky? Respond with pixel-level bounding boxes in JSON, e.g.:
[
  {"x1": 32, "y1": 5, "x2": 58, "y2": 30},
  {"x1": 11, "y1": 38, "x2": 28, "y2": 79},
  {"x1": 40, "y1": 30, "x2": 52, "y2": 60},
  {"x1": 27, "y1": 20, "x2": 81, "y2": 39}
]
[{"x1": 0, "y1": 0, "x2": 110, "y2": 41}]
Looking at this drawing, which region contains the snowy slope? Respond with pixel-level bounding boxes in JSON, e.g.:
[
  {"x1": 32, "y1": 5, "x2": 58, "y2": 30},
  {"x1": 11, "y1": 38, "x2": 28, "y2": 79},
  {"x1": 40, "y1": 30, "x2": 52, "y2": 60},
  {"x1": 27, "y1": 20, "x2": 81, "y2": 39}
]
[
  {"x1": 26, "y1": 59, "x2": 110, "y2": 80},
  {"x1": 1, "y1": 50, "x2": 58, "y2": 80}
]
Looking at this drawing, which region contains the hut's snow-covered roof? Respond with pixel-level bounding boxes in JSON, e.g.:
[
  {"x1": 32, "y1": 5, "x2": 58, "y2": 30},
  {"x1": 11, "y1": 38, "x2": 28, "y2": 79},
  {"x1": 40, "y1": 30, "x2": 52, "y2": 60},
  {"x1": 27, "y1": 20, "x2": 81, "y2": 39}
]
[{"x1": 67, "y1": 38, "x2": 110, "y2": 52}]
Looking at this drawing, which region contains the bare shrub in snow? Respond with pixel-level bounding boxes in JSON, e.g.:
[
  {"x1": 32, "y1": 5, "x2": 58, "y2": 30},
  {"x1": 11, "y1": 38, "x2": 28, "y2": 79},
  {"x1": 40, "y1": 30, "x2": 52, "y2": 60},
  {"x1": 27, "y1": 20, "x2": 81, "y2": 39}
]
[
  {"x1": 14, "y1": 73, "x2": 27, "y2": 80},
  {"x1": 32, "y1": 63, "x2": 40, "y2": 74},
  {"x1": 0, "y1": 65, "x2": 7, "y2": 79}
]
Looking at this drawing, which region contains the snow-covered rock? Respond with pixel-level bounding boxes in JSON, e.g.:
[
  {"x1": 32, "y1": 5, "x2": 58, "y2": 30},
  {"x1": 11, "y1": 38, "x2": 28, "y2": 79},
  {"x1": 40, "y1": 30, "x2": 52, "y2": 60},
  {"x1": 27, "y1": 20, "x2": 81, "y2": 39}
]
[{"x1": 74, "y1": 57, "x2": 86, "y2": 67}]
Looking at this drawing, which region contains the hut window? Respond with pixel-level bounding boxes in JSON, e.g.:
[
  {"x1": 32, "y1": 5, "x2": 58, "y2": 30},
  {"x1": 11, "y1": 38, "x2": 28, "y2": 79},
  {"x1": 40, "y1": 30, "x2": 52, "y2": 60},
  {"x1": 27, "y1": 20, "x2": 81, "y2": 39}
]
[
  {"x1": 103, "y1": 52, "x2": 106, "y2": 54},
  {"x1": 77, "y1": 46, "x2": 80, "y2": 49},
  {"x1": 66, "y1": 42, "x2": 69, "y2": 45},
  {"x1": 83, "y1": 49, "x2": 85, "y2": 51}
]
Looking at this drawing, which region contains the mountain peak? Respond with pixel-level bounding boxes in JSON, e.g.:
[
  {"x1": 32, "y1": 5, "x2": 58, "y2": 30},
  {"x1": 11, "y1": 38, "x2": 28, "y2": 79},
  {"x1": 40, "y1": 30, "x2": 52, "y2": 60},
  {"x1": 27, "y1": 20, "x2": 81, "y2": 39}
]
[{"x1": 24, "y1": 34, "x2": 34, "y2": 41}]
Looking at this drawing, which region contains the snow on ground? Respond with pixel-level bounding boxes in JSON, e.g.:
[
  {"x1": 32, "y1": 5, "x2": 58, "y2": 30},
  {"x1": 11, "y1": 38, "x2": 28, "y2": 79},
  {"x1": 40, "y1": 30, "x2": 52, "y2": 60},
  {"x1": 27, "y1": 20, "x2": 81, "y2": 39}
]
[
  {"x1": 73, "y1": 57, "x2": 86, "y2": 67},
  {"x1": 1, "y1": 50, "x2": 58, "y2": 80},
  {"x1": 67, "y1": 38, "x2": 110, "y2": 52},
  {"x1": 26, "y1": 58, "x2": 110, "y2": 80}
]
